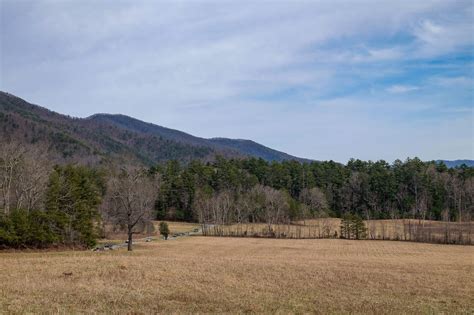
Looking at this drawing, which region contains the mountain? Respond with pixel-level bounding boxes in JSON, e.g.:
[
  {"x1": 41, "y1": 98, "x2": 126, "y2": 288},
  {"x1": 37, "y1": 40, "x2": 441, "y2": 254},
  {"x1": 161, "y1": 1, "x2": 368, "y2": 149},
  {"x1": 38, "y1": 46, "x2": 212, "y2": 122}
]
[
  {"x1": 438, "y1": 160, "x2": 474, "y2": 168},
  {"x1": 88, "y1": 113, "x2": 308, "y2": 162},
  {"x1": 209, "y1": 138, "x2": 311, "y2": 163},
  {"x1": 0, "y1": 91, "x2": 307, "y2": 165},
  {"x1": 87, "y1": 114, "x2": 214, "y2": 148}
]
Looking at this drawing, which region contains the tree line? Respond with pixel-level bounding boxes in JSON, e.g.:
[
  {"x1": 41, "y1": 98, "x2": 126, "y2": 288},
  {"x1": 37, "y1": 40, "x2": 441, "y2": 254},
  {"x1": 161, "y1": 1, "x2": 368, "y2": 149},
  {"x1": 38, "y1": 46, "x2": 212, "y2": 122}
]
[
  {"x1": 155, "y1": 156, "x2": 474, "y2": 224},
  {"x1": 1, "y1": 142, "x2": 473, "y2": 249}
]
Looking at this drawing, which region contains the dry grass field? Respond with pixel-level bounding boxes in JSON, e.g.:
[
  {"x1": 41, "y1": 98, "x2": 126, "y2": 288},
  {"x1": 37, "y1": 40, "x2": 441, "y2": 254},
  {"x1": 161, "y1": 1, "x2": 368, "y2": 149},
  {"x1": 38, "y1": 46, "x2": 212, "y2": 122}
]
[
  {"x1": 156, "y1": 221, "x2": 201, "y2": 234},
  {"x1": 1, "y1": 237, "x2": 473, "y2": 314},
  {"x1": 204, "y1": 219, "x2": 474, "y2": 245},
  {"x1": 102, "y1": 221, "x2": 200, "y2": 242}
]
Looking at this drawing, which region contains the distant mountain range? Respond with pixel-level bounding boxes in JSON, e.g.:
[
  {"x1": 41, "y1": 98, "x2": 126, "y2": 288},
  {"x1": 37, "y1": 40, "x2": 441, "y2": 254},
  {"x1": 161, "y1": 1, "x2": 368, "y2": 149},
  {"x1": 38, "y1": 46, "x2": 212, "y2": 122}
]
[
  {"x1": 437, "y1": 160, "x2": 474, "y2": 168},
  {"x1": 1, "y1": 91, "x2": 472, "y2": 167},
  {"x1": 0, "y1": 91, "x2": 308, "y2": 165}
]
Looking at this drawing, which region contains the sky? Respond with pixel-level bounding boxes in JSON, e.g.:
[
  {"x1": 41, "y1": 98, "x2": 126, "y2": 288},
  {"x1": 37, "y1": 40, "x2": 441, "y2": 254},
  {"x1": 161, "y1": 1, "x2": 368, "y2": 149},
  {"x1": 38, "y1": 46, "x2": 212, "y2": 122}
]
[{"x1": 1, "y1": 0, "x2": 473, "y2": 163}]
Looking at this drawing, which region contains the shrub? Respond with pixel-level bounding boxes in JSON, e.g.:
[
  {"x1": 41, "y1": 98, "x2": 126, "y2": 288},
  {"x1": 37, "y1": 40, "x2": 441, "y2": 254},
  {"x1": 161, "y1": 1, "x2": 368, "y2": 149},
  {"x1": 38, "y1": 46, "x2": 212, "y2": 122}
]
[
  {"x1": 159, "y1": 222, "x2": 170, "y2": 240},
  {"x1": 0, "y1": 209, "x2": 58, "y2": 249}
]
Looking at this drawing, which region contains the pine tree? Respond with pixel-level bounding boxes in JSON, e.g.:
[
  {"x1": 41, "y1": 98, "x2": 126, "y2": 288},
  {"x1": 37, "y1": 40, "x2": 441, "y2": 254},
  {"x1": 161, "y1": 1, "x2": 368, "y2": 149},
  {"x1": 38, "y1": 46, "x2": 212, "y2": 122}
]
[
  {"x1": 340, "y1": 213, "x2": 366, "y2": 240},
  {"x1": 340, "y1": 213, "x2": 352, "y2": 239},
  {"x1": 44, "y1": 165, "x2": 104, "y2": 248},
  {"x1": 352, "y1": 214, "x2": 367, "y2": 240},
  {"x1": 159, "y1": 221, "x2": 170, "y2": 240}
]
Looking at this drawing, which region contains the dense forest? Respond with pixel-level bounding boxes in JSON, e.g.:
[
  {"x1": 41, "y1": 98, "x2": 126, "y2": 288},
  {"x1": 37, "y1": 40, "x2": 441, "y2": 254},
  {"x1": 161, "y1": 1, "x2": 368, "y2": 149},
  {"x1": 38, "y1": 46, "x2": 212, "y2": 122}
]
[
  {"x1": 1, "y1": 141, "x2": 473, "y2": 249},
  {"x1": 154, "y1": 157, "x2": 474, "y2": 223}
]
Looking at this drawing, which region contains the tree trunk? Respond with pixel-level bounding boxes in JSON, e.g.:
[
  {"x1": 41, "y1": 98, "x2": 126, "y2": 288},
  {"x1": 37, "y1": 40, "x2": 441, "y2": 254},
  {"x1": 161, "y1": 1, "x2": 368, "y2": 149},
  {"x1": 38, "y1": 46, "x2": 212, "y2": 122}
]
[{"x1": 127, "y1": 232, "x2": 133, "y2": 251}]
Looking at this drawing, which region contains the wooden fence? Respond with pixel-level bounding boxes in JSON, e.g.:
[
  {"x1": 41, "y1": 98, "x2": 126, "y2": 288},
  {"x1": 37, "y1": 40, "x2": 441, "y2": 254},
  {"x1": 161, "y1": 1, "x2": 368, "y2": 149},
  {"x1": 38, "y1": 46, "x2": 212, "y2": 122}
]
[{"x1": 201, "y1": 219, "x2": 473, "y2": 245}]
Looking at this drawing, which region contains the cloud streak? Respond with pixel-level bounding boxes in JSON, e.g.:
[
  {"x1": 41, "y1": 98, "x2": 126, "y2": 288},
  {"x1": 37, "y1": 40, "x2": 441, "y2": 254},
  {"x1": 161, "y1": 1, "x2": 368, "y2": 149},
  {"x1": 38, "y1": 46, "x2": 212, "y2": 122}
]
[{"x1": 386, "y1": 85, "x2": 420, "y2": 94}]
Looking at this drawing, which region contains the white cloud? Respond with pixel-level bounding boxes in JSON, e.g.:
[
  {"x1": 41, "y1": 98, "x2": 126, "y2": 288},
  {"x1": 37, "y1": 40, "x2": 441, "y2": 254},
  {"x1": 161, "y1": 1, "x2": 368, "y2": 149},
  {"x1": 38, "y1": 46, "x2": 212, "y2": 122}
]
[
  {"x1": 412, "y1": 18, "x2": 473, "y2": 57},
  {"x1": 414, "y1": 20, "x2": 445, "y2": 45},
  {"x1": 386, "y1": 85, "x2": 420, "y2": 94}
]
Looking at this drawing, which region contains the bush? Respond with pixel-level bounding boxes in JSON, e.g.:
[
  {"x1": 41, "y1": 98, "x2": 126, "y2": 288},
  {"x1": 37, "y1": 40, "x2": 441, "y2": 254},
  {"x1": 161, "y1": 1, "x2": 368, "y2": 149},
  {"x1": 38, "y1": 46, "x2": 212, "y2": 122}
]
[
  {"x1": 159, "y1": 222, "x2": 170, "y2": 240},
  {"x1": 0, "y1": 209, "x2": 58, "y2": 249}
]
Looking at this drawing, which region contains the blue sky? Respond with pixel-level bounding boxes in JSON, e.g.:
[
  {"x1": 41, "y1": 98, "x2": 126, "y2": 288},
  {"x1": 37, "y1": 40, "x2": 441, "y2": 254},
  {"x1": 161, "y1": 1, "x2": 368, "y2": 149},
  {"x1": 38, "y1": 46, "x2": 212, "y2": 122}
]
[{"x1": 1, "y1": 0, "x2": 473, "y2": 162}]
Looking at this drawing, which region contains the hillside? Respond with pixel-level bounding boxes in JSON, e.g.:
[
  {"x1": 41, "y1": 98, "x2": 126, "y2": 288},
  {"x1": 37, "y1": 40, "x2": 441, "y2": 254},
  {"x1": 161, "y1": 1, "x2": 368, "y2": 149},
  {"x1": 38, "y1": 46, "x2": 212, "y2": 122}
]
[
  {"x1": 0, "y1": 91, "x2": 306, "y2": 165},
  {"x1": 87, "y1": 114, "x2": 309, "y2": 162},
  {"x1": 87, "y1": 114, "x2": 214, "y2": 148},
  {"x1": 209, "y1": 138, "x2": 312, "y2": 162}
]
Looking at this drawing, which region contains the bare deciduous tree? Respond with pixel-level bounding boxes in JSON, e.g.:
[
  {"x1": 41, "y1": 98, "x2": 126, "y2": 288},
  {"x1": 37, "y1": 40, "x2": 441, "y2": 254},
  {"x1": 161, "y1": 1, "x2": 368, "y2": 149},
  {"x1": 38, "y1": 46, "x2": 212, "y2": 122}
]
[
  {"x1": 0, "y1": 142, "x2": 51, "y2": 214},
  {"x1": 193, "y1": 190, "x2": 231, "y2": 224},
  {"x1": 12, "y1": 146, "x2": 51, "y2": 211},
  {"x1": 251, "y1": 185, "x2": 289, "y2": 233},
  {"x1": 299, "y1": 187, "x2": 328, "y2": 218},
  {"x1": 0, "y1": 142, "x2": 27, "y2": 214},
  {"x1": 105, "y1": 168, "x2": 158, "y2": 251}
]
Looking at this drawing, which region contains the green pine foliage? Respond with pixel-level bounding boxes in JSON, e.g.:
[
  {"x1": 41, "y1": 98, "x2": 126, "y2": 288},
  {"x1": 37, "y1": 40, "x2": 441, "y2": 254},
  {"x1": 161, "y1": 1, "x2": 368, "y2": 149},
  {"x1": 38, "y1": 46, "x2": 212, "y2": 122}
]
[
  {"x1": 0, "y1": 165, "x2": 105, "y2": 249},
  {"x1": 352, "y1": 215, "x2": 367, "y2": 240},
  {"x1": 340, "y1": 213, "x2": 367, "y2": 240},
  {"x1": 0, "y1": 209, "x2": 58, "y2": 248},
  {"x1": 159, "y1": 222, "x2": 170, "y2": 240},
  {"x1": 340, "y1": 214, "x2": 352, "y2": 239},
  {"x1": 45, "y1": 165, "x2": 105, "y2": 247}
]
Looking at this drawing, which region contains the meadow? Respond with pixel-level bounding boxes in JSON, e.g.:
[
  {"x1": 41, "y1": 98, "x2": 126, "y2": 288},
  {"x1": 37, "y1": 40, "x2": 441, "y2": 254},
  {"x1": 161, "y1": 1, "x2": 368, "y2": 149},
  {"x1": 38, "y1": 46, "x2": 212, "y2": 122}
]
[
  {"x1": 203, "y1": 219, "x2": 474, "y2": 245},
  {"x1": 1, "y1": 234, "x2": 473, "y2": 314}
]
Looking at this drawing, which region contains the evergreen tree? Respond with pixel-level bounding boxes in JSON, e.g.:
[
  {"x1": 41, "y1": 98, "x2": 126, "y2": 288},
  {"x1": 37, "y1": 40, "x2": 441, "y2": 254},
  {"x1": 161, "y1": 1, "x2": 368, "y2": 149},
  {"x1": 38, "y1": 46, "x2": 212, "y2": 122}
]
[
  {"x1": 340, "y1": 213, "x2": 352, "y2": 239},
  {"x1": 45, "y1": 165, "x2": 104, "y2": 247},
  {"x1": 351, "y1": 214, "x2": 367, "y2": 240},
  {"x1": 159, "y1": 221, "x2": 170, "y2": 240},
  {"x1": 340, "y1": 213, "x2": 367, "y2": 240}
]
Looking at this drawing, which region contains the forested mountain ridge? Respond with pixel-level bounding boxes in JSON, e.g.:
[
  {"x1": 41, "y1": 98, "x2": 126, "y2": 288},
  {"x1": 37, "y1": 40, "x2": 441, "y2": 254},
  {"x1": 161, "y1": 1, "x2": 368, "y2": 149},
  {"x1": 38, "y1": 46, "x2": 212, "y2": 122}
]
[
  {"x1": 439, "y1": 160, "x2": 474, "y2": 168},
  {"x1": 1, "y1": 91, "x2": 471, "y2": 167},
  {"x1": 0, "y1": 91, "x2": 306, "y2": 164},
  {"x1": 0, "y1": 92, "x2": 217, "y2": 164},
  {"x1": 208, "y1": 138, "x2": 312, "y2": 163},
  {"x1": 87, "y1": 113, "x2": 310, "y2": 162},
  {"x1": 87, "y1": 113, "x2": 218, "y2": 148}
]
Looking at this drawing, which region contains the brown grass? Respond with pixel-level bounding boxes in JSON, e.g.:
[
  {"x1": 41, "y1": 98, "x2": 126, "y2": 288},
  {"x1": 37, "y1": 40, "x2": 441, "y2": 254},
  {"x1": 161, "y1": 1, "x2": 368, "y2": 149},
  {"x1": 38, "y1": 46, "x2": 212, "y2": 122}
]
[
  {"x1": 157, "y1": 221, "x2": 201, "y2": 234},
  {"x1": 1, "y1": 237, "x2": 473, "y2": 314},
  {"x1": 204, "y1": 219, "x2": 474, "y2": 244},
  {"x1": 102, "y1": 221, "x2": 200, "y2": 242}
]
